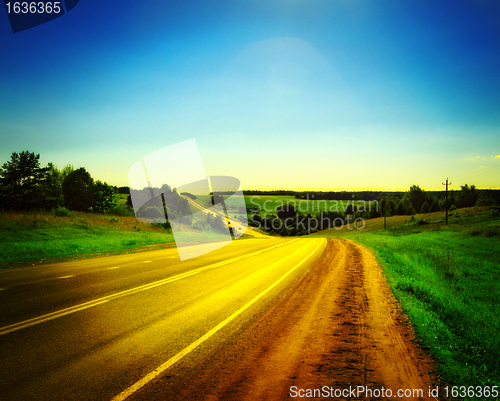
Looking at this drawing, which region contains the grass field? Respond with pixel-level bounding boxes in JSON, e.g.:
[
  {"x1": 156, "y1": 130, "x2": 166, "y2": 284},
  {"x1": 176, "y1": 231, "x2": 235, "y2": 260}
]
[
  {"x1": 2, "y1": 200, "x2": 498, "y2": 397},
  {"x1": 184, "y1": 194, "x2": 377, "y2": 219},
  {"x1": 244, "y1": 194, "x2": 377, "y2": 217},
  {"x1": 310, "y1": 207, "x2": 500, "y2": 395},
  {"x1": 0, "y1": 210, "x2": 175, "y2": 266}
]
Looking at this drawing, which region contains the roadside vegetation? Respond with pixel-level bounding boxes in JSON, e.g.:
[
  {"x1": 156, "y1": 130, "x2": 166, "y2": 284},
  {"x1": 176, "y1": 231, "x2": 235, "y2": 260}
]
[
  {"x1": 0, "y1": 210, "x2": 175, "y2": 266},
  {"x1": 311, "y1": 207, "x2": 500, "y2": 394},
  {"x1": 244, "y1": 185, "x2": 499, "y2": 236},
  {"x1": 0, "y1": 151, "x2": 256, "y2": 265}
]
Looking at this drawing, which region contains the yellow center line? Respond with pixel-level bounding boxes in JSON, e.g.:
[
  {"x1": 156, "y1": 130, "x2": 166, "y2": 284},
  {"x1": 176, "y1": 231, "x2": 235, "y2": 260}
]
[
  {"x1": 111, "y1": 238, "x2": 325, "y2": 401},
  {"x1": 0, "y1": 239, "x2": 297, "y2": 337}
]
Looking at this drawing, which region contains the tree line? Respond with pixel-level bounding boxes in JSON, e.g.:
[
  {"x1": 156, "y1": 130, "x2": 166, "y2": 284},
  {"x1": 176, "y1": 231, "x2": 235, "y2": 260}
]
[
  {"x1": 0, "y1": 150, "x2": 230, "y2": 233},
  {"x1": 0, "y1": 151, "x2": 117, "y2": 213},
  {"x1": 249, "y1": 184, "x2": 499, "y2": 236},
  {"x1": 1, "y1": 150, "x2": 497, "y2": 234},
  {"x1": 388, "y1": 184, "x2": 498, "y2": 215}
]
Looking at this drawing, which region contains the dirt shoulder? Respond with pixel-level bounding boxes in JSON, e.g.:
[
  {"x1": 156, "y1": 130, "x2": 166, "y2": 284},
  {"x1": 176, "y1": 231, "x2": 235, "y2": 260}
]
[{"x1": 171, "y1": 238, "x2": 437, "y2": 400}]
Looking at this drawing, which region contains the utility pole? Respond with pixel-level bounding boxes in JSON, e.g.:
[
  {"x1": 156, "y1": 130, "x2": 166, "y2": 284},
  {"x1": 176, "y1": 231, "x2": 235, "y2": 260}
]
[
  {"x1": 382, "y1": 198, "x2": 387, "y2": 229},
  {"x1": 442, "y1": 178, "x2": 452, "y2": 224}
]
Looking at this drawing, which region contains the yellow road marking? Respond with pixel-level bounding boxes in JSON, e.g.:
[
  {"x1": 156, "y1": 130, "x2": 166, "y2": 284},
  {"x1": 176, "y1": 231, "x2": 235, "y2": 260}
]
[
  {"x1": 58, "y1": 275, "x2": 74, "y2": 279},
  {"x1": 111, "y1": 239, "x2": 325, "y2": 401},
  {"x1": 0, "y1": 240, "x2": 296, "y2": 337}
]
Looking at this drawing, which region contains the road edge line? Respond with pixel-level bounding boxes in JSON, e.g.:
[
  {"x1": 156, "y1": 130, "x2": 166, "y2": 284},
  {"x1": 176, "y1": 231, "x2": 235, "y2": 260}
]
[
  {"x1": 0, "y1": 239, "x2": 297, "y2": 336},
  {"x1": 110, "y1": 238, "x2": 326, "y2": 401}
]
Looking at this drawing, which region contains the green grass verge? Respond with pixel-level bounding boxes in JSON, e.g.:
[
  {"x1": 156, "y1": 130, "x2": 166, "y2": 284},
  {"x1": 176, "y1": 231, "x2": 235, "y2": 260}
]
[
  {"x1": 0, "y1": 211, "x2": 175, "y2": 266},
  {"x1": 312, "y1": 208, "x2": 500, "y2": 396}
]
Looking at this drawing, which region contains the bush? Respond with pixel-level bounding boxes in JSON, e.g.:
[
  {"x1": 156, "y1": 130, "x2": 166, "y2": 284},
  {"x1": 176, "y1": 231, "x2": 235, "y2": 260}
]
[
  {"x1": 193, "y1": 221, "x2": 207, "y2": 231},
  {"x1": 137, "y1": 205, "x2": 164, "y2": 220},
  {"x1": 109, "y1": 204, "x2": 134, "y2": 216},
  {"x1": 476, "y1": 192, "x2": 496, "y2": 207},
  {"x1": 151, "y1": 221, "x2": 171, "y2": 230},
  {"x1": 53, "y1": 206, "x2": 71, "y2": 217},
  {"x1": 429, "y1": 200, "x2": 440, "y2": 213},
  {"x1": 94, "y1": 180, "x2": 115, "y2": 213}
]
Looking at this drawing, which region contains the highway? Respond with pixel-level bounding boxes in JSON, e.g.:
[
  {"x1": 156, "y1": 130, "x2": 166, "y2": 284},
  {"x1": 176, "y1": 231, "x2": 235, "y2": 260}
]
[
  {"x1": 0, "y1": 237, "x2": 326, "y2": 401},
  {"x1": 180, "y1": 194, "x2": 266, "y2": 238}
]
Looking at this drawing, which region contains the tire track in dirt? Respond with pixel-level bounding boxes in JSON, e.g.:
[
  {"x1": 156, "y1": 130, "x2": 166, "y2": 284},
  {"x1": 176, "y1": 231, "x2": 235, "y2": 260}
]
[{"x1": 140, "y1": 239, "x2": 437, "y2": 400}]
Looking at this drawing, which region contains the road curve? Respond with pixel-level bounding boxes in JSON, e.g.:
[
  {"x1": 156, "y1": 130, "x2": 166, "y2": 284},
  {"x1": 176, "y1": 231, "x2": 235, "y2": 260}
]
[
  {"x1": 128, "y1": 239, "x2": 437, "y2": 401},
  {"x1": 181, "y1": 195, "x2": 267, "y2": 238},
  {"x1": 0, "y1": 238, "x2": 436, "y2": 401},
  {"x1": 0, "y1": 237, "x2": 325, "y2": 401}
]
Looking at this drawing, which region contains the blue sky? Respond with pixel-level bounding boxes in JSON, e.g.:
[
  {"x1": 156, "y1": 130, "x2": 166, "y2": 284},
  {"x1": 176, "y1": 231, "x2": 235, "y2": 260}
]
[{"x1": 1, "y1": 0, "x2": 499, "y2": 190}]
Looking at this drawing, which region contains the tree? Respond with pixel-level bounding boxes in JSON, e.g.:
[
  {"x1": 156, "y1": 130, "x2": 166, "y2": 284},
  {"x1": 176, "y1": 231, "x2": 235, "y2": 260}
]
[
  {"x1": 440, "y1": 192, "x2": 457, "y2": 211},
  {"x1": 161, "y1": 183, "x2": 171, "y2": 194},
  {"x1": 458, "y1": 184, "x2": 478, "y2": 208},
  {"x1": 61, "y1": 164, "x2": 75, "y2": 181},
  {"x1": 93, "y1": 180, "x2": 115, "y2": 213},
  {"x1": 344, "y1": 204, "x2": 357, "y2": 215},
  {"x1": 429, "y1": 199, "x2": 440, "y2": 213},
  {"x1": 394, "y1": 199, "x2": 405, "y2": 215},
  {"x1": 42, "y1": 163, "x2": 64, "y2": 209},
  {"x1": 62, "y1": 168, "x2": 95, "y2": 211},
  {"x1": 403, "y1": 185, "x2": 427, "y2": 214},
  {"x1": 209, "y1": 214, "x2": 226, "y2": 232},
  {"x1": 249, "y1": 213, "x2": 262, "y2": 227},
  {"x1": 126, "y1": 193, "x2": 133, "y2": 208},
  {"x1": 0, "y1": 151, "x2": 49, "y2": 209},
  {"x1": 168, "y1": 196, "x2": 190, "y2": 217},
  {"x1": 277, "y1": 204, "x2": 297, "y2": 219},
  {"x1": 380, "y1": 197, "x2": 393, "y2": 229},
  {"x1": 476, "y1": 191, "x2": 496, "y2": 206}
]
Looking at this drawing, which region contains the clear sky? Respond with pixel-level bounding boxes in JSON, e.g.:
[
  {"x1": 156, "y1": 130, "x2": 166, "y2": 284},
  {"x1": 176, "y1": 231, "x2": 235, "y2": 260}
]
[{"x1": 1, "y1": 0, "x2": 499, "y2": 190}]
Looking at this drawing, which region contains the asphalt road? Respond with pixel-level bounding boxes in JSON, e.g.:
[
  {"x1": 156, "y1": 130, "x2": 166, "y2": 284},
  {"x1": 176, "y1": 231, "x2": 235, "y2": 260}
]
[
  {"x1": 181, "y1": 195, "x2": 265, "y2": 238},
  {"x1": 0, "y1": 237, "x2": 326, "y2": 401}
]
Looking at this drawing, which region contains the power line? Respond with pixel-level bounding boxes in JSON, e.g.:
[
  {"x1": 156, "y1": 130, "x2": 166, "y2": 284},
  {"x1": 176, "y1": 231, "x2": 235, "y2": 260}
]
[{"x1": 453, "y1": 164, "x2": 500, "y2": 182}]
